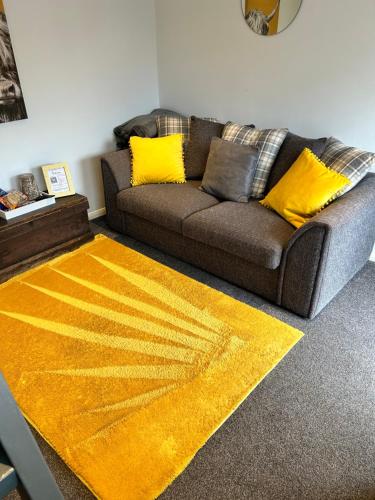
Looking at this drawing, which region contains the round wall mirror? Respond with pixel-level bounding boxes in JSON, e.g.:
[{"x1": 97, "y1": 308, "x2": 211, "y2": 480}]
[{"x1": 242, "y1": 0, "x2": 302, "y2": 36}]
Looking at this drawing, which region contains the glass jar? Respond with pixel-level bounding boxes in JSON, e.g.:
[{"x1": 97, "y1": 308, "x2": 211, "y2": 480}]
[{"x1": 18, "y1": 173, "x2": 40, "y2": 201}]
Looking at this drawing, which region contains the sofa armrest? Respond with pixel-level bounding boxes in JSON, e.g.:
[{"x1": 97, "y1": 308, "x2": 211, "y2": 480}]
[
  {"x1": 101, "y1": 149, "x2": 132, "y2": 232},
  {"x1": 279, "y1": 173, "x2": 375, "y2": 318}
]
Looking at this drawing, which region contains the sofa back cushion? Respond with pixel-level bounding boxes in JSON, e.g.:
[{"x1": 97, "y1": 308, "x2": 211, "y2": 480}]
[
  {"x1": 184, "y1": 117, "x2": 225, "y2": 179},
  {"x1": 266, "y1": 132, "x2": 327, "y2": 192}
]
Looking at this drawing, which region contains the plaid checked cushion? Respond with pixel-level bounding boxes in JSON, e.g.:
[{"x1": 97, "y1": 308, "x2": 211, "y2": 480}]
[
  {"x1": 222, "y1": 123, "x2": 288, "y2": 198},
  {"x1": 157, "y1": 116, "x2": 219, "y2": 142},
  {"x1": 320, "y1": 137, "x2": 375, "y2": 196},
  {"x1": 156, "y1": 116, "x2": 191, "y2": 142}
]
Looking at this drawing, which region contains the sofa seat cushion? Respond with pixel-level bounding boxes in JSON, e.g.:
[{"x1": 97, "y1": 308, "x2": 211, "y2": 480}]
[
  {"x1": 117, "y1": 180, "x2": 219, "y2": 233},
  {"x1": 183, "y1": 201, "x2": 295, "y2": 269}
]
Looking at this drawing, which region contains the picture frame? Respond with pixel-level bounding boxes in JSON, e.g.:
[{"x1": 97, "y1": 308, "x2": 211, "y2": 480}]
[
  {"x1": 42, "y1": 163, "x2": 75, "y2": 198},
  {"x1": 0, "y1": 0, "x2": 28, "y2": 124}
]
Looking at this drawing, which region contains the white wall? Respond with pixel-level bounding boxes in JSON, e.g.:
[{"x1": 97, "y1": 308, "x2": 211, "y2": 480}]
[
  {"x1": 2, "y1": 0, "x2": 375, "y2": 263},
  {"x1": 155, "y1": 0, "x2": 375, "y2": 152},
  {"x1": 0, "y1": 0, "x2": 159, "y2": 214},
  {"x1": 155, "y1": 0, "x2": 375, "y2": 261}
]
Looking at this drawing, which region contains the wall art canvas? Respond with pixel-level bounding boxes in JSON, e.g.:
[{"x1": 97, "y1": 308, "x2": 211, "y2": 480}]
[{"x1": 0, "y1": 0, "x2": 27, "y2": 123}]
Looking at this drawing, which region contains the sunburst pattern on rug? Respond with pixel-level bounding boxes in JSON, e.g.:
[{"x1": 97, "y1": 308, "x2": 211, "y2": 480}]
[{"x1": 0, "y1": 235, "x2": 303, "y2": 500}]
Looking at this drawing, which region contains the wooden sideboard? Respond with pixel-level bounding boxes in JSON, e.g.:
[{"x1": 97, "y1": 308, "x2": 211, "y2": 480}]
[{"x1": 0, "y1": 194, "x2": 94, "y2": 283}]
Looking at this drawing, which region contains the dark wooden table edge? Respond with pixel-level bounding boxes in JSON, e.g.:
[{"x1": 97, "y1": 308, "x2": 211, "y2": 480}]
[
  {"x1": 0, "y1": 194, "x2": 89, "y2": 232},
  {"x1": 0, "y1": 232, "x2": 94, "y2": 284}
]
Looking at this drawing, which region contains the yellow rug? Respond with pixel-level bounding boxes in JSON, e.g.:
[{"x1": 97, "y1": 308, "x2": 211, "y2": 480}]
[{"x1": 0, "y1": 235, "x2": 303, "y2": 499}]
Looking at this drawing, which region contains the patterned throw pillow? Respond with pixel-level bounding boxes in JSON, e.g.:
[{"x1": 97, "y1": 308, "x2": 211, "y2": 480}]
[
  {"x1": 222, "y1": 122, "x2": 288, "y2": 199},
  {"x1": 156, "y1": 115, "x2": 191, "y2": 142},
  {"x1": 320, "y1": 137, "x2": 375, "y2": 196},
  {"x1": 156, "y1": 115, "x2": 219, "y2": 144}
]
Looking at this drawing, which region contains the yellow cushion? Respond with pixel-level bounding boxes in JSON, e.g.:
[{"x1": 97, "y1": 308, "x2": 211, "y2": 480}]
[
  {"x1": 130, "y1": 134, "x2": 186, "y2": 187},
  {"x1": 260, "y1": 148, "x2": 351, "y2": 228}
]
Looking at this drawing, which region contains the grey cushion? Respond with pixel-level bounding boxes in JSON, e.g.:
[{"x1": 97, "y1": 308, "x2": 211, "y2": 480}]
[
  {"x1": 117, "y1": 180, "x2": 219, "y2": 234},
  {"x1": 184, "y1": 117, "x2": 225, "y2": 179},
  {"x1": 266, "y1": 132, "x2": 327, "y2": 192},
  {"x1": 200, "y1": 137, "x2": 259, "y2": 202},
  {"x1": 183, "y1": 201, "x2": 294, "y2": 269},
  {"x1": 222, "y1": 123, "x2": 288, "y2": 199}
]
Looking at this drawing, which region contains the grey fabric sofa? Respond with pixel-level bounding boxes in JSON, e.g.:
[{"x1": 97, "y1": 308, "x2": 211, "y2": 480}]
[{"x1": 101, "y1": 149, "x2": 375, "y2": 318}]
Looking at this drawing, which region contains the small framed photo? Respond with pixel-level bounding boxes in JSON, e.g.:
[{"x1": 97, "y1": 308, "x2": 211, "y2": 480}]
[{"x1": 42, "y1": 163, "x2": 75, "y2": 198}]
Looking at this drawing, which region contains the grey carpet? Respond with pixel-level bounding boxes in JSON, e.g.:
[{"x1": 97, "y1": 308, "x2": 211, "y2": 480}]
[{"x1": 7, "y1": 219, "x2": 375, "y2": 500}]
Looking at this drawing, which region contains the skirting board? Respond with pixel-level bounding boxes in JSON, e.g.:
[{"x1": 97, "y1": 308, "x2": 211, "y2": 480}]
[
  {"x1": 88, "y1": 208, "x2": 106, "y2": 221},
  {"x1": 86, "y1": 207, "x2": 375, "y2": 262}
]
